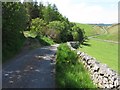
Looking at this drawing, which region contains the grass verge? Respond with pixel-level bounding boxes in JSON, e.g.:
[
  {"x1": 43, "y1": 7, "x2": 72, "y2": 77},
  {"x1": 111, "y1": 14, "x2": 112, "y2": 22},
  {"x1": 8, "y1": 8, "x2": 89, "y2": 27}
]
[
  {"x1": 56, "y1": 43, "x2": 96, "y2": 88},
  {"x1": 37, "y1": 36, "x2": 55, "y2": 46}
]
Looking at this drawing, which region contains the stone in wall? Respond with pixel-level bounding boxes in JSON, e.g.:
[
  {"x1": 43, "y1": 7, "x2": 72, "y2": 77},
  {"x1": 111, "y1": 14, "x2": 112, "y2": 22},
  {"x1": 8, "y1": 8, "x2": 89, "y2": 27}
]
[{"x1": 67, "y1": 42, "x2": 120, "y2": 89}]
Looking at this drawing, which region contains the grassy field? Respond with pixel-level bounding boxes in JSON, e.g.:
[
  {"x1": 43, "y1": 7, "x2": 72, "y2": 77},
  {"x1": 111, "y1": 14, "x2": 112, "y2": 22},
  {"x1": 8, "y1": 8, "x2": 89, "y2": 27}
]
[
  {"x1": 75, "y1": 23, "x2": 104, "y2": 36},
  {"x1": 79, "y1": 39, "x2": 118, "y2": 72},
  {"x1": 95, "y1": 24, "x2": 119, "y2": 42}
]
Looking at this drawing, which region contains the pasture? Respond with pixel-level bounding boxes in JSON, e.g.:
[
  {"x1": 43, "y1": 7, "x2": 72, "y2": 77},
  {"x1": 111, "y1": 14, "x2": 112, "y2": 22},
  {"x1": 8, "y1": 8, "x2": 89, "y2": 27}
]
[
  {"x1": 79, "y1": 39, "x2": 118, "y2": 72},
  {"x1": 95, "y1": 24, "x2": 119, "y2": 42},
  {"x1": 76, "y1": 23, "x2": 104, "y2": 36}
]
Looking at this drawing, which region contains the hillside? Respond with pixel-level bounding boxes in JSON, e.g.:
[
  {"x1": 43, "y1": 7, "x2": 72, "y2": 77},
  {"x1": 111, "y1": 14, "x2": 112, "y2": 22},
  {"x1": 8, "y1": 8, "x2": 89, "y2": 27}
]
[
  {"x1": 96, "y1": 24, "x2": 119, "y2": 42},
  {"x1": 76, "y1": 23, "x2": 104, "y2": 37}
]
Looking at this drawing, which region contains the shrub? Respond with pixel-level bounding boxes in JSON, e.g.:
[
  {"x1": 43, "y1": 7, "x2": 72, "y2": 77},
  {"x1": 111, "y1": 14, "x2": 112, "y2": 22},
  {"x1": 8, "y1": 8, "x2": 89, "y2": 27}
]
[
  {"x1": 56, "y1": 43, "x2": 96, "y2": 88},
  {"x1": 30, "y1": 18, "x2": 46, "y2": 36},
  {"x1": 72, "y1": 25, "x2": 85, "y2": 43},
  {"x1": 56, "y1": 43, "x2": 78, "y2": 65},
  {"x1": 47, "y1": 21, "x2": 65, "y2": 42}
]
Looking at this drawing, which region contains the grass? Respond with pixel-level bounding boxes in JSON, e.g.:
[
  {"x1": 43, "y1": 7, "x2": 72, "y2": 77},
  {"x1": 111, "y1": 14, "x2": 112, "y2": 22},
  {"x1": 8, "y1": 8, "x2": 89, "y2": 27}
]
[
  {"x1": 23, "y1": 31, "x2": 55, "y2": 46},
  {"x1": 95, "y1": 24, "x2": 119, "y2": 42},
  {"x1": 79, "y1": 39, "x2": 118, "y2": 72},
  {"x1": 56, "y1": 44, "x2": 96, "y2": 88},
  {"x1": 75, "y1": 23, "x2": 104, "y2": 36},
  {"x1": 95, "y1": 34, "x2": 118, "y2": 41},
  {"x1": 23, "y1": 31, "x2": 37, "y2": 38},
  {"x1": 37, "y1": 36, "x2": 55, "y2": 46}
]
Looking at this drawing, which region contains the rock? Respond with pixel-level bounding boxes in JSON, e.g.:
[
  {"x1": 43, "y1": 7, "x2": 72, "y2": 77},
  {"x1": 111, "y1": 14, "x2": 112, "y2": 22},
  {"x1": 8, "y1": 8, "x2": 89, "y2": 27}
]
[
  {"x1": 80, "y1": 52, "x2": 85, "y2": 57},
  {"x1": 103, "y1": 77, "x2": 108, "y2": 84},
  {"x1": 7, "y1": 71, "x2": 13, "y2": 74},
  {"x1": 9, "y1": 77, "x2": 13, "y2": 79},
  {"x1": 113, "y1": 79, "x2": 119, "y2": 86},
  {"x1": 24, "y1": 69, "x2": 29, "y2": 72},
  {"x1": 9, "y1": 81, "x2": 14, "y2": 84},
  {"x1": 30, "y1": 67, "x2": 33, "y2": 70},
  {"x1": 76, "y1": 50, "x2": 120, "y2": 89},
  {"x1": 15, "y1": 70, "x2": 20, "y2": 73},
  {"x1": 92, "y1": 63, "x2": 100, "y2": 72},
  {"x1": 5, "y1": 74, "x2": 9, "y2": 77},
  {"x1": 35, "y1": 69, "x2": 40, "y2": 72},
  {"x1": 17, "y1": 75, "x2": 22, "y2": 79},
  {"x1": 77, "y1": 51, "x2": 81, "y2": 55},
  {"x1": 109, "y1": 84, "x2": 114, "y2": 88}
]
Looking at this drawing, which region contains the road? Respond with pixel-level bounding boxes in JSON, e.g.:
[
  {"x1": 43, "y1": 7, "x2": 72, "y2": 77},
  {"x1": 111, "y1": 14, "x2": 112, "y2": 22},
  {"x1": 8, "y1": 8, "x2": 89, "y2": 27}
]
[{"x1": 2, "y1": 44, "x2": 59, "y2": 88}]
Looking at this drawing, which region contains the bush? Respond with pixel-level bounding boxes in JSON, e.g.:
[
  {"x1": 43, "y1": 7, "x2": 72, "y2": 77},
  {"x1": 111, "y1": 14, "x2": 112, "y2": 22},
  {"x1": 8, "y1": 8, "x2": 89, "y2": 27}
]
[
  {"x1": 56, "y1": 43, "x2": 78, "y2": 65},
  {"x1": 72, "y1": 25, "x2": 85, "y2": 43},
  {"x1": 47, "y1": 21, "x2": 65, "y2": 43},
  {"x1": 30, "y1": 18, "x2": 46, "y2": 36},
  {"x1": 47, "y1": 21, "x2": 74, "y2": 43},
  {"x1": 56, "y1": 43, "x2": 96, "y2": 88}
]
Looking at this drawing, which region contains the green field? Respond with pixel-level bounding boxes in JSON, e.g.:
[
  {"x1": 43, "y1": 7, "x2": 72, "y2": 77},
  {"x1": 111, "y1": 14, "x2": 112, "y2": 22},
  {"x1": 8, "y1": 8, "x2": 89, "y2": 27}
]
[
  {"x1": 76, "y1": 23, "x2": 104, "y2": 36},
  {"x1": 95, "y1": 24, "x2": 119, "y2": 42},
  {"x1": 79, "y1": 39, "x2": 118, "y2": 72}
]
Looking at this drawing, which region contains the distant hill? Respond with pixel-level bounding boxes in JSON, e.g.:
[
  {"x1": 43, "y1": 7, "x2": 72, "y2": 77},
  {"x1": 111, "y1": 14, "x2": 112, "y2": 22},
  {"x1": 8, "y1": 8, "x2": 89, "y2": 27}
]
[
  {"x1": 91, "y1": 24, "x2": 112, "y2": 26},
  {"x1": 96, "y1": 24, "x2": 119, "y2": 42},
  {"x1": 76, "y1": 23, "x2": 119, "y2": 42},
  {"x1": 75, "y1": 23, "x2": 104, "y2": 37}
]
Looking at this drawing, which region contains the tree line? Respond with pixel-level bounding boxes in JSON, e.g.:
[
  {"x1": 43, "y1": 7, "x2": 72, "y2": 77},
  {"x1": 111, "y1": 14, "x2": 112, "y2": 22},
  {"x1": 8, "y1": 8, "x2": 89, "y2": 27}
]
[{"x1": 2, "y1": 0, "x2": 85, "y2": 61}]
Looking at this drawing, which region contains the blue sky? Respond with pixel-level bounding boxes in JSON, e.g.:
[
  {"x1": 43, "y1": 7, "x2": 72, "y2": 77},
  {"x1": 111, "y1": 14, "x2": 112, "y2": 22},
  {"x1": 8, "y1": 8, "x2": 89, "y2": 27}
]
[{"x1": 37, "y1": 0, "x2": 119, "y2": 24}]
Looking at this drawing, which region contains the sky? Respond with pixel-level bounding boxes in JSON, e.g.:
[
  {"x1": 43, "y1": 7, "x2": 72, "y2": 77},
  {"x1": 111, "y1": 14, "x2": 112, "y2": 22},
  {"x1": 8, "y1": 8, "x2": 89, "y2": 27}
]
[{"x1": 36, "y1": 0, "x2": 119, "y2": 24}]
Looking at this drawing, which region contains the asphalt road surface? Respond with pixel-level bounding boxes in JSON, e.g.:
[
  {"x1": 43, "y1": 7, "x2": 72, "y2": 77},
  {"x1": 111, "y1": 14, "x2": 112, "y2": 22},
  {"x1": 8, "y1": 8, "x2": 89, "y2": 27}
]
[{"x1": 2, "y1": 44, "x2": 59, "y2": 88}]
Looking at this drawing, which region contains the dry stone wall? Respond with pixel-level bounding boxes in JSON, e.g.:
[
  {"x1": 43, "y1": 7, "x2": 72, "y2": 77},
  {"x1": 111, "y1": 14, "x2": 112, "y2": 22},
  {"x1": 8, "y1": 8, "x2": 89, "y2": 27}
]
[{"x1": 67, "y1": 42, "x2": 120, "y2": 89}]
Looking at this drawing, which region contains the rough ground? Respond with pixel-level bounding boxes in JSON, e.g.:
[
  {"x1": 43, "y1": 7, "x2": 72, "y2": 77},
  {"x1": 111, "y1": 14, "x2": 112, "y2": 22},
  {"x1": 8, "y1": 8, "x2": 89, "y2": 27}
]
[{"x1": 2, "y1": 44, "x2": 59, "y2": 88}]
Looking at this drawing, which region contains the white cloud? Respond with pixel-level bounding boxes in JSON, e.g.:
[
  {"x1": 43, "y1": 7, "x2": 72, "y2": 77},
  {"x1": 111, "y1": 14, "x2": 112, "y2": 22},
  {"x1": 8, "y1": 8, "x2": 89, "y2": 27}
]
[{"x1": 37, "y1": 0, "x2": 118, "y2": 24}]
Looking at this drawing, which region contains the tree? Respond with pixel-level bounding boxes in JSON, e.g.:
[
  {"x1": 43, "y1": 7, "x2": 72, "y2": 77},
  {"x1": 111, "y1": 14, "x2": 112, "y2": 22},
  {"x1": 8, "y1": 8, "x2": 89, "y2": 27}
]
[
  {"x1": 72, "y1": 25, "x2": 85, "y2": 43},
  {"x1": 30, "y1": 18, "x2": 46, "y2": 36},
  {"x1": 31, "y1": 0, "x2": 39, "y2": 19},
  {"x1": 38, "y1": 2, "x2": 44, "y2": 19},
  {"x1": 42, "y1": 3, "x2": 64, "y2": 23},
  {"x1": 47, "y1": 21, "x2": 64, "y2": 42},
  {"x1": 23, "y1": 0, "x2": 39, "y2": 25},
  {"x1": 47, "y1": 21, "x2": 73, "y2": 42},
  {"x1": 2, "y1": 2, "x2": 28, "y2": 60}
]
